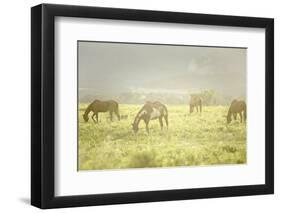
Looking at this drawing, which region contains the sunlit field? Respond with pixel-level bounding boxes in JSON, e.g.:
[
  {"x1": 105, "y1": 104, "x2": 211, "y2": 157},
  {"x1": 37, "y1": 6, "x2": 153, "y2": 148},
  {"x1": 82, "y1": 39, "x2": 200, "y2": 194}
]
[{"x1": 78, "y1": 104, "x2": 246, "y2": 170}]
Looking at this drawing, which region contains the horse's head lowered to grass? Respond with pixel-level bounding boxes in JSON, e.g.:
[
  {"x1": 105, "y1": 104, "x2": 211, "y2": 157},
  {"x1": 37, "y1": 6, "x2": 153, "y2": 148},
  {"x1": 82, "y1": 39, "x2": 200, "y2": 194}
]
[
  {"x1": 132, "y1": 101, "x2": 168, "y2": 134},
  {"x1": 132, "y1": 123, "x2": 139, "y2": 134},
  {"x1": 226, "y1": 99, "x2": 247, "y2": 124},
  {"x1": 83, "y1": 113, "x2": 89, "y2": 122}
]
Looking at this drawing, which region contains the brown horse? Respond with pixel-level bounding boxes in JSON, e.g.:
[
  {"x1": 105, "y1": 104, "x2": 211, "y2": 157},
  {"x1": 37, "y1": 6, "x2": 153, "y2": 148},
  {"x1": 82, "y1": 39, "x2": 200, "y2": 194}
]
[
  {"x1": 227, "y1": 99, "x2": 247, "y2": 124},
  {"x1": 83, "y1": 100, "x2": 120, "y2": 123},
  {"x1": 190, "y1": 95, "x2": 202, "y2": 113},
  {"x1": 132, "y1": 101, "x2": 168, "y2": 133}
]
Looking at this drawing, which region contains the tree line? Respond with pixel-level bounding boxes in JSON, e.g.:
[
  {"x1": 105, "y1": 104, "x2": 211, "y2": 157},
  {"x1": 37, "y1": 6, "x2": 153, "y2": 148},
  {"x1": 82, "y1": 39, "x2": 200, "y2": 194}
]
[{"x1": 79, "y1": 89, "x2": 245, "y2": 106}]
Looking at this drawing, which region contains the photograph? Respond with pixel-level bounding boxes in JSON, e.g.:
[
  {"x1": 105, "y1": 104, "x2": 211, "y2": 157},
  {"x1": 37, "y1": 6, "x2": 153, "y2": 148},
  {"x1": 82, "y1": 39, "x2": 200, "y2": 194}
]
[
  {"x1": 78, "y1": 41, "x2": 247, "y2": 171},
  {"x1": 30, "y1": 3, "x2": 274, "y2": 209}
]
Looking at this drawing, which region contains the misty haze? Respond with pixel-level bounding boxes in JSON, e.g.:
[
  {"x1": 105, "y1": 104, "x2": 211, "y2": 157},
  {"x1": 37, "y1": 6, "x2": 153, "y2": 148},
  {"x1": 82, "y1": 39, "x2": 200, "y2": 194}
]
[{"x1": 78, "y1": 41, "x2": 246, "y2": 105}]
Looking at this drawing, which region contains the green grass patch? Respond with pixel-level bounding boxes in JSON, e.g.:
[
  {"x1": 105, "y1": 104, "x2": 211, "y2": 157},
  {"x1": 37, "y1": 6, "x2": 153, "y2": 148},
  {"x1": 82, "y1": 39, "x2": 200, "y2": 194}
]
[{"x1": 78, "y1": 104, "x2": 246, "y2": 170}]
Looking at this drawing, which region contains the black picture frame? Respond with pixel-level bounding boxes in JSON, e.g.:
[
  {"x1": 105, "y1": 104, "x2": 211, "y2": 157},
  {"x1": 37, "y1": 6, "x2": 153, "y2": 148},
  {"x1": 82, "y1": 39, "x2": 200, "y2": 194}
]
[{"x1": 31, "y1": 3, "x2": 274, "y2": 209}]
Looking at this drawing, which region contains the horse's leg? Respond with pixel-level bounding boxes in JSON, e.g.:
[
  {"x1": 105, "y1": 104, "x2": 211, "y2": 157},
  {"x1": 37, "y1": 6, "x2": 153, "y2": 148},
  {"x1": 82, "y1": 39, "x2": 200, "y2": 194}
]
[
  {"x1": 114, "y1": 109, "x2": 120, "y2": 121},
  {"x1": 239, "y1": 112, "x2": 242, "y2": 123},
  {"x1": 196, "y1": 105, "x2": 198, "y2": 113},
  {"x1": 92, "y1": 113, "x2": 98, "y2": 124},
  {"x1": 92, "y1": 113, "x2": 97, "y2": 123},
  {"x1": 144, "y1": 119, "x2": 150, "y2": 134},
  {"x1": 96, "y1": 113, "x2": 99, "y2": 123},
  {"x1": 159, "y1": 117, "x2": 163, "y2": 130},
  {"x1": 234, "y1": 113, "x2": 237, "y2": 120},
  {"x1": 110, "y1": 111, "x2": 113, "y2": 121}
]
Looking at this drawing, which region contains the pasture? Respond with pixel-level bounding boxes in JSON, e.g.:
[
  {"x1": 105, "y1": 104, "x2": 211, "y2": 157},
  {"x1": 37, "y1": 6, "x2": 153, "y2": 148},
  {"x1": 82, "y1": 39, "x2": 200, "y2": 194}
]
[{"x1": 78, "y1": 104, "x2": 246, "y2": 170}]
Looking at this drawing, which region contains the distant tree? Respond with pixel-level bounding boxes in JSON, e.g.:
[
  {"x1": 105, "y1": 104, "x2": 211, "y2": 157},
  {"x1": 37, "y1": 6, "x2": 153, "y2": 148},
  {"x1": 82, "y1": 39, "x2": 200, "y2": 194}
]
[{"x1": 201, "y1": 90, "x2": 215, "y2": 105}]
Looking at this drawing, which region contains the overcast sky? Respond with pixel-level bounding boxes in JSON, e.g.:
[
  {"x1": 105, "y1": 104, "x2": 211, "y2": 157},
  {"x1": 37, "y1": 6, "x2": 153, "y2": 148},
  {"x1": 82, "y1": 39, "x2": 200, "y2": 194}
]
[{"x1": 78, "y1": 41, "x2": 246, "y2": 96}]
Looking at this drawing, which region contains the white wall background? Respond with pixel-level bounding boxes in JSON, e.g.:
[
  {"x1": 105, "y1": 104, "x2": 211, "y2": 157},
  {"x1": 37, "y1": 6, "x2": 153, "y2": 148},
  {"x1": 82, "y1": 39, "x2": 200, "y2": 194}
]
[{"x1": 0, "y1": 0, "x2": 279, "y2": 212}]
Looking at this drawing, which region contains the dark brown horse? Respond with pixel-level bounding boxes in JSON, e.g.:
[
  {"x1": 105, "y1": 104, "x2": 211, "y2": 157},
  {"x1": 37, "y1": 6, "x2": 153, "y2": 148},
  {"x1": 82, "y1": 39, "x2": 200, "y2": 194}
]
[
  {"x1": 132, "y1": 101, "x2": 168, "y2": 133},
  {"x1": 227, "y1": 99, "x2": 247, "y2": 124},
  {"x1": 190, "y1": 95, "x2": 202, "y2": 113},
  {"x1": 83, "y1": 100, "x2": 120, "y2": 123}
]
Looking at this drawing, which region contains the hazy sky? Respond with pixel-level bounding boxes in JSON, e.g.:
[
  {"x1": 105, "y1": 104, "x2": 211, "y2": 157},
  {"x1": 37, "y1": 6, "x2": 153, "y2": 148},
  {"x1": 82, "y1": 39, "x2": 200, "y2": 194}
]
[{"x1": 78, "y1": 41, "x2": 246, "y2": 96}]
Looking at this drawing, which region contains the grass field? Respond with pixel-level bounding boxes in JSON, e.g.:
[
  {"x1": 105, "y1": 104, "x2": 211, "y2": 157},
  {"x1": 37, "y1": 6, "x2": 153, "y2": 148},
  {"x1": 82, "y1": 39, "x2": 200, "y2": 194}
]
[{"x1": 78, "y1": 104, "x2": 246, "y2": 170}]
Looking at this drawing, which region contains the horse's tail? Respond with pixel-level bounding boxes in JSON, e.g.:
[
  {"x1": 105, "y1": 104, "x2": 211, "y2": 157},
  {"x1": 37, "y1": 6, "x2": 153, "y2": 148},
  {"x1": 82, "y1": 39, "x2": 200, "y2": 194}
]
[
  {"x1": 164, "y1": 110, "x2": 168, "y2": 128},
  {"x1": 162, "y1": 104, "x2": 169, "y2": 128},
  {"x1": 164, "y1": 114, "x2": 168, "y2": 128}
]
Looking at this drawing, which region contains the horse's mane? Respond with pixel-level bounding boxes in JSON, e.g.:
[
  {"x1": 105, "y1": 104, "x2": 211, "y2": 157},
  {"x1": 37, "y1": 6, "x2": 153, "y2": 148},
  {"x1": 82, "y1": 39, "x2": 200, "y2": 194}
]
[
  {"x1": 227, "y1": 99, "x2": 236, "y2": 117},
  {"x1": 227, "y1": 105, "x2": 232, "y2": 119},
  {"x1": 92, "y1": 99, "x2": 101, "y2": 104}
]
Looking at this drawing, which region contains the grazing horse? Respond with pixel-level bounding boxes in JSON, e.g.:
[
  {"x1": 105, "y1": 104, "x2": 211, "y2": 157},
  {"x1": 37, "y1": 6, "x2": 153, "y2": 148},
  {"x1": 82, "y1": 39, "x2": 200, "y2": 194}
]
[
  {"x1": 83, "y1": 100, "x2": 120, "y2": 123},
  {"x1": 227, "y1": 99, "x2": 247, "y2": 124},
  {"x1": 190, "y1": 95, "x2": 202, "y2": 113},
  {"x1": 132, "y1": 101, "x2": 168, "y2": 133}
]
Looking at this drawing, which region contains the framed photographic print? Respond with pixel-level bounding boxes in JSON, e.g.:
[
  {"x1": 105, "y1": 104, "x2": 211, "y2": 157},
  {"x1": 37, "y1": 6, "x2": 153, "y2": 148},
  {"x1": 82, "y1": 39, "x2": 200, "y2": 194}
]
[{"x1": 31, "y1": 4, "x2": 274, "y2": 209}]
